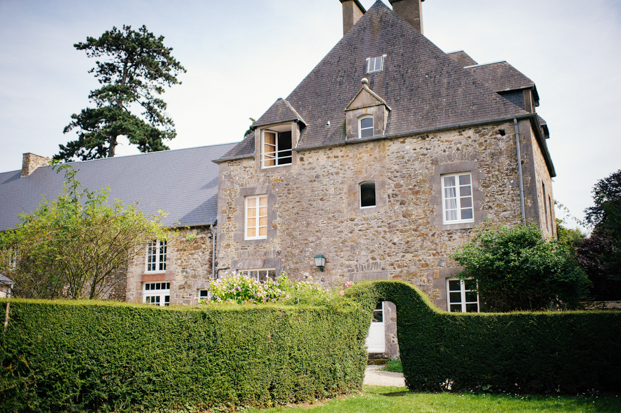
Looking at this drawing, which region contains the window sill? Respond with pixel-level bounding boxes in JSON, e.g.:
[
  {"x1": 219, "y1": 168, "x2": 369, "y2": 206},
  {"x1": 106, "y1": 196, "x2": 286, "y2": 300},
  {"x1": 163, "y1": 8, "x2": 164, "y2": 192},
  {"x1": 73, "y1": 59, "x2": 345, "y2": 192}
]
[{"x1": 439, "y1": 221, "x2": 476, "y2": 231}]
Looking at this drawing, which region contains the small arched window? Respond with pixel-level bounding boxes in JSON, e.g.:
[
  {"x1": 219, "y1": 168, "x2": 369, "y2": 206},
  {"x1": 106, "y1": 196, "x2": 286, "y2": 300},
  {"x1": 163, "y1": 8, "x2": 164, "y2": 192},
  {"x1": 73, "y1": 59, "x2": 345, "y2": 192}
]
[
  {"x1": 360, "y1": 182, "x2": 376, "y2": 208},
  {"x1": 359, "y1": 116, "x2": 374, "y2": 138}
]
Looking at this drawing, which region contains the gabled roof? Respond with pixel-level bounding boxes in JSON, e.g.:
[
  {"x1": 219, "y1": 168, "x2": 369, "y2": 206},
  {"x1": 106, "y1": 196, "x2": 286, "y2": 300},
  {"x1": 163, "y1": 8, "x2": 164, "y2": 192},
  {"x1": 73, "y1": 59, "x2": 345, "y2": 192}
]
[
  {"x1": 447, "y1": 50, "x2": 478, "y2": 67},
  {"x1": 0, "y1": 142, "x2": 236, "y2": 232},
  {"x1": 253, "y1": 98, "x2": 306, "y2": 129},
  {"x1": 345, "y1": 81, "x2": 392, "y2": 111},
  {"x1": 465, "y1": 61, "x2": 537, "y2": 95},
  {"x1": 220, "y1": 1, "x2": 527, "y2": 160}
]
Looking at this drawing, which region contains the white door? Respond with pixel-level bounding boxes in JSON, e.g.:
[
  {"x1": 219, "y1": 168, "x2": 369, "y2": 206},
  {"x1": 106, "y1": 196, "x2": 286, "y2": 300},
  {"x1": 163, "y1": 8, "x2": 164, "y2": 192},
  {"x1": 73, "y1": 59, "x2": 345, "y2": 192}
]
[{"x1": 365, "y1": 302, "x2": 386, "y2": 353}]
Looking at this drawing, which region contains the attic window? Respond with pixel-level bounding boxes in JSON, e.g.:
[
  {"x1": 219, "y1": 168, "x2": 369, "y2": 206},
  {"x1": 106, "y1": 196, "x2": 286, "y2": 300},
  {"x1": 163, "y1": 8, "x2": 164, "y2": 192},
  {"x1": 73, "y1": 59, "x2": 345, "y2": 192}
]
[
  {"x1": 366, "y1": 55, "x2": 386, "y2": 74},
  {"x1": 261, "y1": 127, "x2": 292, "y2": 168},
  {"x1": 359, "y1": 116, "x2": 374, "y2": 138}
]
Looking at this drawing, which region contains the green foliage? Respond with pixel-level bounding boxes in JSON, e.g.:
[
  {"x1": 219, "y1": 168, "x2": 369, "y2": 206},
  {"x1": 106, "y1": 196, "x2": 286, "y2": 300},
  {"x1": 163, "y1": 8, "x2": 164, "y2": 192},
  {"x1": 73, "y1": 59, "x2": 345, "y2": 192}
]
[
  {"x1": 0, "y1": 165, "x2": 168, "y2": 299},
  {"x1": 556, "y1": 219, "x2": 586, "y2": 249},
  {"x1": 577, "y1": 169, "x2": 621, "y2": 300},
  {"x1": 346, "y1": 281, "x2": 621, "y2": 395},
  {"x1": 380, "y1": 359, "x2": 403, "y2": 373},
  {"x1": 451, "y1": 223, "x2": 589, "y2": 311},
  {"x1": 199, "y1": 272, "x2": 288, "y2": 305},
  {"x1": 56, "y1": 25, "x2": 186, "y2": 161},
  {"x1": 0, "y1": 299, "x2": 368, "y2": 412},
  {"x1": 244, "y1": 117, "x2": 256, "y2": 138}
]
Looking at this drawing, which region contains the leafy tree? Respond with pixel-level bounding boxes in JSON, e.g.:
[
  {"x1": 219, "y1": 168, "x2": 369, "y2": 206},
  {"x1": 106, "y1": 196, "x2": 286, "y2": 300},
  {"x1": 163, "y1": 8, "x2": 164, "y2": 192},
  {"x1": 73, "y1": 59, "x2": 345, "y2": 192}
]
[
  {"x1": 556, "y1": 218, "x2": 586, "y2": 249},
  {"x1": 452, "y1": 223, "x2": 590, "y2": 311},
  {"x1": 56, "y1": 25, "x2": 186, "y2": 161},
  {"x1": 244, "y1": 117, "x2": 256, "y2": 138},
  {"x1": 0, "y1": 165, "x2": 168, "y2": 299},
  {"x1": 576, "y1": 169, "x2": 621, "y2": 300}
]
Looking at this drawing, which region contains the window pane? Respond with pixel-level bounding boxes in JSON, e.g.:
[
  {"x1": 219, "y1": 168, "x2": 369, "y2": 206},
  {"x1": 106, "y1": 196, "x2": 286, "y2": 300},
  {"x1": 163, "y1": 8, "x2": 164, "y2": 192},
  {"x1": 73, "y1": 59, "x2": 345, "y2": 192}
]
[
  {"x1": 460, "y1": 185, "x2": 472, "y2": 196},
  {"x1": 259, "y1": 207, "x2": 267, "y2": 216},
  {"x1": 448, "y1": 280, "x2": 460, "y2": 290},
  {"x1": 247, "y1": 198, "x2": 256, "y2": 208},
  {"x1": 464, "y1": 280, "x2": 477, "y2": 290},
  {"x1": 247, "y1": 228, "x2": 256, "y2": 237},
  {"x1": 449, "y1": 292, "x2": 462, "y2": 303},
  {"x1": 443, "y1": 176, "x2": 456, "y2": 187},
  {"x1": 372, "y1": 310, "x2": 383, "y2": 323},
  {"x1": 450, "y1": 304, "x2": 462, "y2": 313},
  {"x1": 360, "y1": 182, "x2": 376, "y2": 207},
  {"x1": 259, "y1": 227, "x2": 267, "y2": 236},
  {"x1": 460, "y1": 197, "x2": 472, "y2": 208},
  {"x1": 361, "y1": 118, "x2": 373, "y2": 129},
  {"x1": 465, "y1": 292, "x2": 478, "y2": 302},
  {"x1": 459, "y1": 174, "x2": 471, "y2": 185},
  {"x1": 247, "y1": 218, "x2": 256, "y2": 227},
  {"x1": 445, "y1": 209, "x2": 458, "y2": 221},
  {"x1": 259, "y1": 217, "x2": 267, "y2": 226},
  {"x1": 461, "y1": 208, "x2": 473, "y2": 220},
  {"x1": 466, "y1": 303, "x2": 478, "y2": 312},
  {"x1": 259, "y1": 196, "x2": 267, "y2": 206}
]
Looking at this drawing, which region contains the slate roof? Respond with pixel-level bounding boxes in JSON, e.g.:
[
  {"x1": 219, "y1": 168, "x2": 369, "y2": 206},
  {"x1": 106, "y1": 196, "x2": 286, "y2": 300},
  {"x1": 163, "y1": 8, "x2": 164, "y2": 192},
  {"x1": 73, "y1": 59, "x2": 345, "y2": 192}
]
[
  {"x1": 465, "y1": 61, "x2": 537, "y2": 95},
  {"x1": 447, "y1": 51, "x2": 478, "y2": 67},
  {"x1": 0, "y1": 274, "x2": 13, "y2": 285},
  {"x1": 219, "y1": 1, "x2": 527, "y2": 161},
  {"x1": 0, "y1": 143, "x2": 236, "y2": 232},
  {"x1": 253, "y1": 98, "x2": 306, "y2": 129}
]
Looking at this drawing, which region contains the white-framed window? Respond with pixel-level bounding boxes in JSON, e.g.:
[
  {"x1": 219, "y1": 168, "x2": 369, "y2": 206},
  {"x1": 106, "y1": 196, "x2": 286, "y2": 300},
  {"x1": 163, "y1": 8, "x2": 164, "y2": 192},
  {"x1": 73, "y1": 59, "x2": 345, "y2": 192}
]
[
  {"x1": 146, "y1": 240, "x2": 167, "y2": 273},
  {"x1": 441, "y1": 173, "x2": 474, "y2": 224},
  {"x1": 360, "y1": 182, "x2": 376, "y2": 208},
  {"x1": 245, "y1": 195, "x2": 268, "y2": 240},
  {"x1": 261, "y1": 129, "x2": 292, "y2": 168},
  {"x1": 447, "y1": 279, "x2": 479, "y2": 313},
  {"x1": 238, "y1": 269, "x2": 276, "y2": 282},
  {"x1": 366, "y1": 55, "x2": 386, "y2": 73},
  {"x1": 359, "y1": 116, "x2": 374, "y2": 139},
  {"x1": 144, "y1": 282, "x2": 170, "y2": 306}
]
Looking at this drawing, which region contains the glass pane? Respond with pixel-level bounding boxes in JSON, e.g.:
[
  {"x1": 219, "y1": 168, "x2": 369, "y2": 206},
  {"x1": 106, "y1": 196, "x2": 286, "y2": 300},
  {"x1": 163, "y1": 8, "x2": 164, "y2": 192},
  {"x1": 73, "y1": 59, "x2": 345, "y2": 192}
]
[
  {"x1": 461, "y1": 208, "x2": 473, "y2": 220},
  {"x1": 156, "y1": 283, "x2": 161, "y2": 290},
  {"x1": 259, "y1": 196, "x2": 267, "y2": 206},
  {"x1": 449, "y1": 292, "x2": 462, "y2": 303},
  {"x1": 460, "y1": 185, "x2": 472, "y2": 196},
  {"x1": 247, "y1": 198, "x2": 256, "y2": 208},
  {"x1": 464, "y1": 280, "x2": 477, "y2": 290},
  {"x1": 259, "y1": 207, "x2": 267, "y2": 216},
  {"x1": 360, "y1": 183, "x2": 376, "y2": 207},
  {"x1": 248, "y1": 218, "x2": 256, "y2": 228},
  {"x1": 268, "y1": 270, "x2": 276, "y2": 280},
  {"x1": 360, "y1": 128, "x2": 374, "y2": 138},
  {"x1": 145, "y1": 284, "x2": 151, "y2": 291},
  {"x1": 450, "y1": 304, "x2": 462, "y2": 313},
  {"x1": 247, "y1": 228, "x2": 256, "y2": 237},
  {"x1": 259, "y1": 217, "x2": 267, "y2": 226},
  {"x1": 466, "y1": 303, "x2": 478, "y2": 313},
  {"x1": 443, "y1": 176, "x2": 455, "y2": 187},
  {"x1": 361, "y1": 118, "x2": 373, "y2": 129},
  {"x1": 448, "y1": 280, "x2": 460, "y2": 290},
  {"x1": 460, "y1": 197, "x2": 472, "y2": 208},
  {"x1": 459, "y1": 174, "x2": 471, "y2": 185},
  {"x1": 444, "y1": 187, "x2": 457, "y2": 199},
  {"x1": 259, "y1": 227, "x2": 267, "y2": 236},
  {"x1": 465, "y1": 292, "x2": 478, "y2": 302},
  {"x1": 445, "y1": 209, "x2": 458, "y2": 221},
  {"x1": 264, "y1": 132, "x2": 276, "y2": 146},
  {"x1": 155, "y1": 296, "x2": 160, "y2": 303},
  {"x1": 372, "y1": 310, "x2": 383, "y2": 323},
  {"x1": 166, "y1": 283, "x2": 170, "y2": 289},
  {"x1": 200, "y1": 290, "x2": 208, "y2": 297},
  {"x1": 247, "y1": 207, "x2": 256, "y2": 217}
]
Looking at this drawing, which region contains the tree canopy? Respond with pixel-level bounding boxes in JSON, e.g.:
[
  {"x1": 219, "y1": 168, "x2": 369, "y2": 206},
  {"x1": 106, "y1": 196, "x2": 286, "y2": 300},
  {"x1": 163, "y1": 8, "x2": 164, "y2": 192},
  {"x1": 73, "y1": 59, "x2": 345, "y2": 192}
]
[
  {"x1": 452, "y1": 223, "x2": 589, "y2": 311},
  {"x1": 56, "y1": 25, "x2": 186, "y2": 161},
  {"x1": 0, "y1": 165, "x2": 168, "y2": 299},
  {"x1": 576, "y1": 169, "x2": 621, "y2": 300}
]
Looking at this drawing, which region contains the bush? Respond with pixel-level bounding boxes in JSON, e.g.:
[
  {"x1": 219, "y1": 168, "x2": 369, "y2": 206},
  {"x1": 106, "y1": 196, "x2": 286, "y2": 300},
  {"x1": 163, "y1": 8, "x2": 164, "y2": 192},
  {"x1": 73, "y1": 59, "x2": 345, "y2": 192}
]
[
  {"x1": 0, "y1": 299, "x2": 368, "y2": 412},
  {"x1": 452, "y1": 223, "x2": 590, "y2": 311},
  {"x1": 346, "y1": 281, "x2": 621, "y2": 394}
]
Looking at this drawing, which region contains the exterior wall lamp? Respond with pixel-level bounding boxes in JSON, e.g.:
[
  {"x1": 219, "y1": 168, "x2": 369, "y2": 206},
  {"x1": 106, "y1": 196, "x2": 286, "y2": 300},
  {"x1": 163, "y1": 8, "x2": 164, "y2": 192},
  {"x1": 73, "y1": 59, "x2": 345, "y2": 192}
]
[{"x1": 314, "y1": 254, "x2": 326, "y2": 272}]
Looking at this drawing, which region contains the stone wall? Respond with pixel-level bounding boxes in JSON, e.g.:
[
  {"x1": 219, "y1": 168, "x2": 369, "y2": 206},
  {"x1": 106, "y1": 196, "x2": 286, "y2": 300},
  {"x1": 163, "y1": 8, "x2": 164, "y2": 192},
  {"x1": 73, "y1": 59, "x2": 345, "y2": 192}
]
[
  {"x1": 126, "y1": 226, "x2": 214, "y2": 305},
  {"x1": 216, "y1": 120, "x2": 530, "y2": 310}
]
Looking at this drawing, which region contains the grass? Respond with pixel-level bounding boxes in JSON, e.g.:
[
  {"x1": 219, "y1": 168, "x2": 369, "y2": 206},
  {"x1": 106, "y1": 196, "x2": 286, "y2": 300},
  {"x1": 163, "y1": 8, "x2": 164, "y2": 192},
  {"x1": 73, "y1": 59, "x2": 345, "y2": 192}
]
[
  {"x1": 246, "y1": 386, "x2": 621, "y2": 412},
  {"x1": 380, "y1": 359, "x2": 403, "y2": 373}
]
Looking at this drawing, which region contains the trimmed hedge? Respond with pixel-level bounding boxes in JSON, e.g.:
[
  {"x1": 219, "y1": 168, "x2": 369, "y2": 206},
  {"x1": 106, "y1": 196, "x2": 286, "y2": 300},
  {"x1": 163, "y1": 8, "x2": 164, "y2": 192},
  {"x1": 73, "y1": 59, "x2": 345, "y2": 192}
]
[
  {"x1": 2, "y1": 281, "x2": 620, "y2": 412},
  {"x1": 0, "y1": 300, "x2": 368, "y2": 412},
  {"x1": 347, "y1": 281, "x2": 621, "y2": 394}
]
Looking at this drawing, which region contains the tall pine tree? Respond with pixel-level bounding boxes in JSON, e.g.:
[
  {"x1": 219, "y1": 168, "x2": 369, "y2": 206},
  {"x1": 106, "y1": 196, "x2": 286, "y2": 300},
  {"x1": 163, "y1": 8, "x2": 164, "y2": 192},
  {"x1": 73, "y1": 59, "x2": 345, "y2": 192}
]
[{"x1": 56, "y1": 25, "x2": 186, "y2": 161}]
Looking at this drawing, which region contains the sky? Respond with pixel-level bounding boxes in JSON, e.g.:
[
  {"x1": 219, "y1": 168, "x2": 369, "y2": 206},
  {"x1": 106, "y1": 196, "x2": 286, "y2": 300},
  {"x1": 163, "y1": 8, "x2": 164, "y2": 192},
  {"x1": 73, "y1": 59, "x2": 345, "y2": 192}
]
[{"x1": 1, "y1": 0, "x2": 620, "y2": 230}]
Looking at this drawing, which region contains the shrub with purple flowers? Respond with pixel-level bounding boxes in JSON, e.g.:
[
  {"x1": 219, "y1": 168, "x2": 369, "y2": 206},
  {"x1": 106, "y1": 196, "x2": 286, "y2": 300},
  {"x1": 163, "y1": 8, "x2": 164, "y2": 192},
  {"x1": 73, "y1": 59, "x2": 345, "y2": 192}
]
[{"x1": 198, "y1": 272, "x2": 288, "y2": 305}]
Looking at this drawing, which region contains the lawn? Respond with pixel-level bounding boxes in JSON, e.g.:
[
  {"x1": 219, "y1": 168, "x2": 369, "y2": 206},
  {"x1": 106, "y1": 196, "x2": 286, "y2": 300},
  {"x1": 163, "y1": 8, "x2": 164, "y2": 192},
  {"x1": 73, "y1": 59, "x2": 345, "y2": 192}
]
[{"x1": 246, "y1": 386, "x2": 621, "y2": 413}]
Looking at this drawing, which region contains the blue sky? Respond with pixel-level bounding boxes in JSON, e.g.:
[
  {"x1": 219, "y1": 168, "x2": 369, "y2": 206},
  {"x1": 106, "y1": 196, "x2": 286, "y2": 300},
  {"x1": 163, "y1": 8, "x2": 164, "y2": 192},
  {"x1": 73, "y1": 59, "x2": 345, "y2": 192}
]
[{"x1": 1, "y1": 0, "x2": 620, "y2": 229}]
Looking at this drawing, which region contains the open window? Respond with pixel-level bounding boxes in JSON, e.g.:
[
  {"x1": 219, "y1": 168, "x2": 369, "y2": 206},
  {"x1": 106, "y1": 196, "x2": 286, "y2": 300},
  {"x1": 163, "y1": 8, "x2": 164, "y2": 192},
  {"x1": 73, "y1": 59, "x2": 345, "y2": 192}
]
[
  {"x1": 366, "y1": 55, "x2": 386, "y2": 74},
  {"x1": 360, "y1": 182, "x2": 376, "y2": 208},
  {"x1": 146, "y1": 240, "x2": 167, "y2": 273},
  {"x1": 261, "y1": 125, "x2": 292, "y2": 168},
  {"x1": 359, "y1": 116, "x2": 374, "y2": 139}
]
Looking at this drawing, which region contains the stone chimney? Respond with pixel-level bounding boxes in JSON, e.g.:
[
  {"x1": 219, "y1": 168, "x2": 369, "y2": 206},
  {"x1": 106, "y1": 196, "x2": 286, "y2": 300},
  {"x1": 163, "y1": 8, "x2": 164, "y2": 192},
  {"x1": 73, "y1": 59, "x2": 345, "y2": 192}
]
[
  {"x1": 388, "y1": 0, "x2": 424, "y2": 34},
  {"x1": 340, "y1": 0, "x2": 366, "y2": 36},
  {"x1": 21, "y1": 152, "x2": 51, "y2": 177}
]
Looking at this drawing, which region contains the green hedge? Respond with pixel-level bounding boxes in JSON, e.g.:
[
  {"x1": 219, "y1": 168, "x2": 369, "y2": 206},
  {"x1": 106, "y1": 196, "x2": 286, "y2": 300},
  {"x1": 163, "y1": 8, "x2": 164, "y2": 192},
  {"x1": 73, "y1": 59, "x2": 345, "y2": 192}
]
[
  {"x1": 347, "y1": 281, "x2": 621, "y2": 394},
  {"x1": 0, "y1": 300, "x2": 368, "y2": 412}
]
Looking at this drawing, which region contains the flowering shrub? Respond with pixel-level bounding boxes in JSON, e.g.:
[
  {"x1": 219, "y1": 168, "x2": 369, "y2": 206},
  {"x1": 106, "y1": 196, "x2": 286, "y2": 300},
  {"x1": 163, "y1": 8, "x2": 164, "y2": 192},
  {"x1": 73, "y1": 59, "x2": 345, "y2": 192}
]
[{"x1": 198, "y1": 272, "x2": 287, "y2": 305}]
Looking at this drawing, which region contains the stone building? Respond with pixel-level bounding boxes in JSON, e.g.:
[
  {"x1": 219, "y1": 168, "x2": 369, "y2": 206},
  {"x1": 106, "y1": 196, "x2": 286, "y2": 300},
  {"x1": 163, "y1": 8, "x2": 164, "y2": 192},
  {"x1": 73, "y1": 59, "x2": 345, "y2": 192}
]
[{"x1": 0, "y1": 0, "x2": 556, "y2": 358}]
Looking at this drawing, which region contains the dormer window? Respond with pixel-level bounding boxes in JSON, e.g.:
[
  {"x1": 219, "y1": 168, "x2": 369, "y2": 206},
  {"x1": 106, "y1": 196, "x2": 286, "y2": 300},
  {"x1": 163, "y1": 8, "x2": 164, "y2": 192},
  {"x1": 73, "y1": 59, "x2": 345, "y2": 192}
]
[
  {"x1": 261, "y1": 126, "x2": 292, "y2": 168},
  {"x1": 366, "y1": 55, "x2": 386, "y2": 74},
  {"x1": 359, "y1": 116, "x2": 374, "y2": 138}
]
